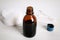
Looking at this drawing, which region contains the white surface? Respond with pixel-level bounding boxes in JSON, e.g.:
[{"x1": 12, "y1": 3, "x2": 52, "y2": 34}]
[{"x1": 0, "y1": 0, "x2": 60, "y2": 40}]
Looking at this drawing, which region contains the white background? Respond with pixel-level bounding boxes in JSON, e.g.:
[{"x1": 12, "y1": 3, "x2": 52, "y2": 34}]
[{"x1": 0, "y1": 0, "x2": 60, "y2": 40}]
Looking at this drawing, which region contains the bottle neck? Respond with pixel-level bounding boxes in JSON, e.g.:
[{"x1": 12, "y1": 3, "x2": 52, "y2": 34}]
[
  {"x1": 26, "y1": 12, "x2": 34, "y2": 15},
  {"x1": 26, "y1": 6, "x2": 34, "y2": 15}
]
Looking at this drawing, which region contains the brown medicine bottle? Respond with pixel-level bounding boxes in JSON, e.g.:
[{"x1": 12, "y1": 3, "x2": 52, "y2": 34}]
[{"x1": 23, "y1": 6, "x2": 37, "y2": 38}]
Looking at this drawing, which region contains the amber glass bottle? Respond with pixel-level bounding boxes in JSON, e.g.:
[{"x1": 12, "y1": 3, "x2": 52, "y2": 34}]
[{"x1": 23, "y1": 6, "x2": 37, "y2": 38}]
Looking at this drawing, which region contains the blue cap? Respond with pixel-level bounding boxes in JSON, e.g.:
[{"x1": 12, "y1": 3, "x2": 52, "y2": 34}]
[{"x1": 47, "y1": 24, "x2": 54, "y2": 31}]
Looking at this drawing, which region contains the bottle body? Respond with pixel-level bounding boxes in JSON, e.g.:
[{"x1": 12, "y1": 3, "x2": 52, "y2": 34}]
[{"x1": 23, "y1": 15, "x2": 37, "y2": 37}]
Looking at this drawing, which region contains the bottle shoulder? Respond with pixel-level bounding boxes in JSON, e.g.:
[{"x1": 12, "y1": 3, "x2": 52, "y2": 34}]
[{"x1": 23, "y1": 15, "x2": 37, "y2": 22}]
